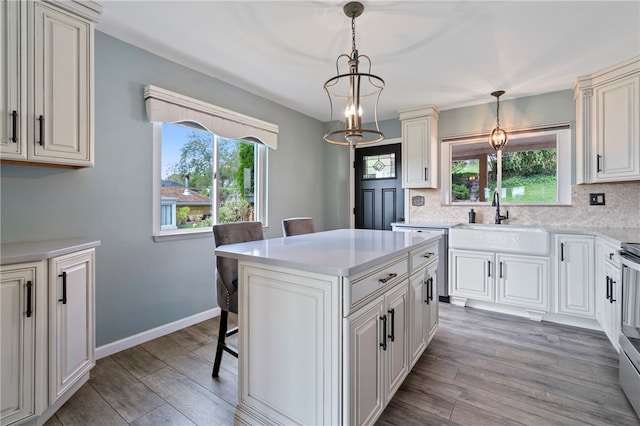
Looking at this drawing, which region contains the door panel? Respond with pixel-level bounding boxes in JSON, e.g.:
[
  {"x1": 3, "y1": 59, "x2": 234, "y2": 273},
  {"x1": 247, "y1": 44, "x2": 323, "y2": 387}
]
[{"x1": 355, "y1": 144, "x2": 404, "y2": 230}]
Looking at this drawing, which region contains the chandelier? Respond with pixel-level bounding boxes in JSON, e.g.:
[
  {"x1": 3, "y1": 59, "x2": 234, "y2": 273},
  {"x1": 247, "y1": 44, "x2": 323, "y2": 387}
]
[
  {"x1": 323, "y1": 1, "x2": 384, "y2": 146},
  {"x1": 489, "y1": 90, "x2": 508, "y2": 151}
]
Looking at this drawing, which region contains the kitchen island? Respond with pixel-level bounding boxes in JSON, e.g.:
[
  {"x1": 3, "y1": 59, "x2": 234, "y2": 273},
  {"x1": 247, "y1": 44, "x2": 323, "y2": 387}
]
[{"x1": 215, "y1": 228, "x2": 441, "y2": 425}]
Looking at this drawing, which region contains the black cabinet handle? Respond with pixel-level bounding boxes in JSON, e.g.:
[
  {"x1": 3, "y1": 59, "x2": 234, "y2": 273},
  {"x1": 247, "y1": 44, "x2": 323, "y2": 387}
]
[
  {"x1": 597, "y1": 154, "x2": 602, "y2": 172},
  {"x1": 500, "y1": 261, "x2": 504, "y2": 279},
  {"x1": 26, "y1": 281, "x2": 33, "y2": 318},
  {"x1": 606, "y1": 276, "x2": 611, "y2": 301},
  {"x1": 424, "y1": 167, "x2": 427, "y2": 181},
  {"x1": 379, "y1": 273, "x2": 397, "y2": 284},
  {"x1": 610, "y1": 253, "x2": 615, "y2": 260},
  {"x1": 380, "y1": 315, "x2": 387, "y2": 351},
  {"x1": 388, "y1": 309, "x2": 395, "y2": 342},
  {"x1": 424, "y1": 279, "x2": 429, "y2": 303},
  {"x1": 488, "y1": 260, "x2": 491, "y2": 277},
  {"x1": 58, "y1": 271, "x2": 67, "y2": 304},
  {"x1": 422, "y1": 252, "x2": 435, "y2": 258},
  {"x1": 38, "y1": 115, "x2": 45, "y2": 146},
  {"x1": 560, "y1": 242, "x2": 565, "y2": 262},
  {"x1": 610, "y1": 279, "x2": 616, "y2": 303},
  {"x1": 11, "y1": 110, "x2": 17, "y2": 143}
]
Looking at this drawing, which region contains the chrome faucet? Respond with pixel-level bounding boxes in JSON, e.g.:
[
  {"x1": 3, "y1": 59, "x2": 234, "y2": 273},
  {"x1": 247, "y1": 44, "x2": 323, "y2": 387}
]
[{"x1": 492, "y1": 190, "x2": 509, "y2": 224}]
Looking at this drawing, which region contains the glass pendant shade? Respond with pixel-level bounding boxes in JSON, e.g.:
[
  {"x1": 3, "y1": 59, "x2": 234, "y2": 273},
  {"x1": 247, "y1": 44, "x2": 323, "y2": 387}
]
[
  {"x1": 489, "y1": 90, "x2": 508, "y2": 151},
  {"x1": 324, "y1": 2, "x2": 384, "y2": 146}
]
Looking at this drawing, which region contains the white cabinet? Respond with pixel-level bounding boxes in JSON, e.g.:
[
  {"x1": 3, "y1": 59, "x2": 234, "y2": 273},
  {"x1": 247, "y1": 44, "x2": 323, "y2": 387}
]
[
  {"x1": 450, "y1": 249, "x2": 549, "y2": 316},
  {"x1": 596, "y1": 238, "x2": 621, "y2": 351},
  {"x1": 346, "y1": 279, "x2": 408, "y2": 425},
  {"x1": 555, "y1": 234, "x2": 595, "y2": 317},
  {"x1": 399, "y1": 106, "x2": 439, "y2": 188},
  {"x1": 409, "y1": 245, "x2": 439, "y2": 367},
  {"x1": 574, "y1": 57, "x2": 640, "y2": 183},
  {"x1": 1, "y1": 263, "x2": 45, "y2": 426},
  {"x1": 0, "y1": 0, "x2": 101, "y2": 167},
  {"x1": 450, "y1": 249, "x2": 494, "y2": 302},
  {"x1": 496, "y1": 254, "x2": 549, "y2": 312},
  {"x1": 49, "y1": 249, "x2": 95, "y2": 403},
  {"x1": 0, "y1": 241, "x2": 98, "y2": 426}
]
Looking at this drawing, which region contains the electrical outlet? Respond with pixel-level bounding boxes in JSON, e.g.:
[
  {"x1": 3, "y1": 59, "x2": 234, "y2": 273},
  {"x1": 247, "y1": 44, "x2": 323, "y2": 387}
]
[{"x1": 589, "y1": 193, "x2": 605, "y2": 205}]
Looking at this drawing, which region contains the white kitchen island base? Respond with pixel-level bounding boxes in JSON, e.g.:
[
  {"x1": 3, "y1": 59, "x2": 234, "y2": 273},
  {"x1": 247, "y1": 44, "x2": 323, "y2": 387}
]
[{"x1": 215, "y1": 229, "x2": 441, "y2": 426}]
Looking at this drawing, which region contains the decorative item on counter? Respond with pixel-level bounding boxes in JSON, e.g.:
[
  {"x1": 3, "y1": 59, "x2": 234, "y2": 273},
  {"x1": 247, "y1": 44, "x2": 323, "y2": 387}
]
[
  {"x1": 412, "y1": 195, "x2": 425, "y2": 206},
  {"x1": 468, "y1": 208, "x2": 476, "y2": 223}
]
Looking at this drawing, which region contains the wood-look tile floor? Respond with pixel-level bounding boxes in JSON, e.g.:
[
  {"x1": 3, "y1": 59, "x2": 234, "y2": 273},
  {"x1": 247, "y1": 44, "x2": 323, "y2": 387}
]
[{"x1": 44, "y1": 304, "x2": 640, "y2": 426}]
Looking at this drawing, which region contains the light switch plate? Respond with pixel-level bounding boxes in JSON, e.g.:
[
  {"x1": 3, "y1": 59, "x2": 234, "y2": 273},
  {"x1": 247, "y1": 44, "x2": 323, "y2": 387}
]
[{"x1": 589, "y1": 193, "x2": 605, "y2": 205}]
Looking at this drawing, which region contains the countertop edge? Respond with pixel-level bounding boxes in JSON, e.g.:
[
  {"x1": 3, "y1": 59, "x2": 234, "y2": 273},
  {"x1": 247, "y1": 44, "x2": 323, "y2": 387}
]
[{"x1": 1, "y1": 238, "x2": 102, "y2": 265}]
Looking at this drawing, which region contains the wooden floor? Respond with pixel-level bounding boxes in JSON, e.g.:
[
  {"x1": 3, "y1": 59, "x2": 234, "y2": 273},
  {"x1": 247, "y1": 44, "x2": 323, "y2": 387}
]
[{"x1": 44, "y1": 303, "x2": 640, "y2": 425}]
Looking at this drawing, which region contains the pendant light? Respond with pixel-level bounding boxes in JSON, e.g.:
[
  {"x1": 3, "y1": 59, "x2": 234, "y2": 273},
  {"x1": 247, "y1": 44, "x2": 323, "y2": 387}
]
[
  {"x1": 323, "y1": 1, "x2": 384, "y2": 146},
  {"x1": 489, "y1": 90, "x2": 508, "y2": 151}
]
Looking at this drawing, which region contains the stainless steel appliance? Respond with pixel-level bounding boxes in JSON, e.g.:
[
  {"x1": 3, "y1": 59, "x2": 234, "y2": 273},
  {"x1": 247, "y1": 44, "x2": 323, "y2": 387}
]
[
  {"x1": 620, "y1": 242, "x2": 640, "y2": 417},
  {"x1": 392, "y1": 224, "x2": 450, "y2": 302}
]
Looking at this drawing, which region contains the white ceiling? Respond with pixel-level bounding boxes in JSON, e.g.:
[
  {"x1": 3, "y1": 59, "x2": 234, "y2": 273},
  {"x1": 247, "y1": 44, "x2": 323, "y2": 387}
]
[{"x1": 97, "y1": 1, "x2": 640, "y2": 122}]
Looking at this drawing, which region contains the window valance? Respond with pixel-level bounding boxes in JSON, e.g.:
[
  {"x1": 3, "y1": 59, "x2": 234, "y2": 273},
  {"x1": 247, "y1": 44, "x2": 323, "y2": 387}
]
[{"x1": 144, "y1": 85, "x2": 279, "y2": 150}]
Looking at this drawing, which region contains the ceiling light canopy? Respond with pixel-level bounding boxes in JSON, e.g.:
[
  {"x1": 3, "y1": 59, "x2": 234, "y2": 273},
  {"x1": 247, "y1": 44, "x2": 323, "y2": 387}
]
[
  {"x1": 323, "y1": 1, "x2": 384, "y2": 146},
  {"x1": 489, "y1": 90, "x2": 508, "y2": 151}
]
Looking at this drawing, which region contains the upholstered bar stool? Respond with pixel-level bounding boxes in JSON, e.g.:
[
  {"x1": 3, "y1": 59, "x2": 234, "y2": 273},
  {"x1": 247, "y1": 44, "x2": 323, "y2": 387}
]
[
  {"x1": 212, "y1": 221, "x2": 264, "y2": 377},
  {"x1": 282, "y1": 217, "x2": 315, "y2": 237}
]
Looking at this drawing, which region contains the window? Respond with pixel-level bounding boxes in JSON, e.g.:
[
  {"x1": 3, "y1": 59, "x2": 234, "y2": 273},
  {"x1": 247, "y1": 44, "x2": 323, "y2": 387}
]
[
  {"x1": 146, "y1": 85, "x2": 277, "y2": 241},
  {"x1": 441, "y1": 125, "x2": 571, "y2": 205},
  {"x1": 362, "y1": 152, "x2": 397, "y2": 179}
]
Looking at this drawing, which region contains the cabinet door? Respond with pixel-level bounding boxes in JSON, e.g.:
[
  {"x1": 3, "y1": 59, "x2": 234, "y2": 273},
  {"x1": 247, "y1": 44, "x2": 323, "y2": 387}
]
[
  {"x1": 385, "y1": 282, "x2": 408, "y2": 403},
  {"x1": 594, "y1": 75, "x2": 640, "y2": 182},
  {"x1": 425, "y1": 262, "x2": 439, "y2": 343},
  {"x1": 49, "y1": 249, "x2": 95, "y2": 403},
  {"x1": 401, "y1": 113, "x2": 438, "y2": 189},
  {"x1": 409, "y1": 270, "x2": 426, "y2": 367},
  {"x1": 556, "y1": 235, "x2": 595, "y2": 317},
  {"x1": 449, "y1": 249, "x2": 494, "y2": 301},
  {"x1": 0, "y1": 0, "x2": 26, "y2": 159},
  {"x1": 1, "y1": 265, "x2": 39, "y2": 425},
  {"x1": 31, "y1": 2, "x2": 93, "y2": 166},
  {"x1": 496, "y1": 254, "x2": 549, "y2": 311},
  {"x1": 346, "y1": 296, "x2": 385, "y2": 426},
  {"x1": 604, "y1": 261, "x2": 621, "y2": 351}
]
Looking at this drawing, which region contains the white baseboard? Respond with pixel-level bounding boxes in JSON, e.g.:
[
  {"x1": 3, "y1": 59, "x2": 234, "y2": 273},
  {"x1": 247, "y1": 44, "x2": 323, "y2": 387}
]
[{"x1": 96, "y1": 307, "x2": 221, "y2": 359}]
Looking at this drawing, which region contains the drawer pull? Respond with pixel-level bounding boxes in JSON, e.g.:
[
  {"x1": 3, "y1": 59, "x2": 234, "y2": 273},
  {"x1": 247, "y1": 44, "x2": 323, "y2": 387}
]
[
  {"x1": 379, "y1": 273, "x2": 398, "y2": 284},
  {"x1": 422, "y1": 252, "x2": 435, "y2": 258},
  {"x1": 609, "y1": 253, "x2": 615, "y2": 260}
]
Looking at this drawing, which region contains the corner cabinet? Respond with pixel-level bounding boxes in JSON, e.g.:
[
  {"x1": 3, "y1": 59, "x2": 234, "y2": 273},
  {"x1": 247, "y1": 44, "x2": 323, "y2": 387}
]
[
  {"x1": 0, "y1": 240, "x2": 98, "y2": 426},
  {"x1": 0, "y1": 0, "x2": 102, "y2": 168},
  {"x1": 574, "y1": 57, "x2": 640, "y2": 183},
  {"x1": 399, "y1": 106, "x2": 439, "y2": 188}
]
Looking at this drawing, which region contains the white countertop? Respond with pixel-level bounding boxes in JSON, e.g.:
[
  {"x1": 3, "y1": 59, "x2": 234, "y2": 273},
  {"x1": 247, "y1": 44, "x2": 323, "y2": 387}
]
[
  {"x1": 1, "y1": 238, "x2": 101, "y2": 265},
  {"x1": 215, "y1": 228, "x2": 440, "y2": 276}
]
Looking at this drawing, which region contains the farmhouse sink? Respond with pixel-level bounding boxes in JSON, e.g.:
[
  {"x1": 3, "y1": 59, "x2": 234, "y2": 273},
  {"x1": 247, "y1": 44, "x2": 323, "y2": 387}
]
[{"x1": 449, "y1": 223, "x2": 550, "y2": 255}]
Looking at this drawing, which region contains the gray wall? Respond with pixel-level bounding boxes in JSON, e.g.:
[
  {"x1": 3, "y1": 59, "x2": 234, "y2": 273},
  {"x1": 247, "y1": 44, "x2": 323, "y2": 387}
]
[{"x1": 1, "y1": 32, "x2": 331, "y2": 346}]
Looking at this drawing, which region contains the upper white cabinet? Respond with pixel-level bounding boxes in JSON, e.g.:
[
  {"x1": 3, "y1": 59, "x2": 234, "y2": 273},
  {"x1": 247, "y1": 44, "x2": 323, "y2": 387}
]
[
  {"x1": 0, "y1": 0, "x2": 102, "y2": 168},
  {"x1": 399, "y1": 106, "x2": 439, "y2": 188},
  {"x1": 574, "y1": 57, "x2": 640, "y2": 183}
]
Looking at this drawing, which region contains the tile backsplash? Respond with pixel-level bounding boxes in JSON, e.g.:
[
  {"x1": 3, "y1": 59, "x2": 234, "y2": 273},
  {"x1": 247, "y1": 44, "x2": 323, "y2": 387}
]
[{"x1": 408, "y1": 182, "x2": 640, "y2": 229}]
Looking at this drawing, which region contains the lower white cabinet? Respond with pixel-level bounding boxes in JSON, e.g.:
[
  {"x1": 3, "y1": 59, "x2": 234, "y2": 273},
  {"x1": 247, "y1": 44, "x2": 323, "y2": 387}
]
[
  {"x1": 450, "y1": 249, "x2": 549, "y2": 314},
  {"x1": 555, "y1": 234, "x2": 595, "y2": 317},
  {"x1": 346, "y1": 280, "x2": 409, "y2": 425},
  {"x1": 409, "y1": 260, "x2": 439, "y2": 367},
  {"x1": 596, "y1": 238, "x2": 622, "y2": 351},
  {"x1": 49, "y1": 249, "x2": 95, "y2": 403},
  {"x1": 0, "y1": 242, "x2": 97, "y2": 426},
  {"x1": 1, "y1": 263, "x2": 45, "y2": 426}
]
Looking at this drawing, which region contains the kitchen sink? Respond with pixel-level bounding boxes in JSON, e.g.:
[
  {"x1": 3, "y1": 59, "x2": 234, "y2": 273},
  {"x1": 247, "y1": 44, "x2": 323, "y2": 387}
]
[{"x1": 449, "y1": 223, "x2": 550, "y2": 255}]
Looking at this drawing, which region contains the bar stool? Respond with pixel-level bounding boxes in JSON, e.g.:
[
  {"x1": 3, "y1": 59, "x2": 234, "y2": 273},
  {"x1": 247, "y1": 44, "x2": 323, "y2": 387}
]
[{"x1": 282, "y1": 217, "x2": 315, "y2": 237}]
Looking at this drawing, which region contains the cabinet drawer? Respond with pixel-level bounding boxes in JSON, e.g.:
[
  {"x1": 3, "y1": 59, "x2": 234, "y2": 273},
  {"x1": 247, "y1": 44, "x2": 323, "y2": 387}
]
[
  {"x1": 344, "y1": 256, "x2": 408, "y2": 316},
  {"x1": 410, "y1": 241, "x2": 438, "y2": 274},
  {"x1": 602, "y1": 240, "x2": 621, "y2": 266}
]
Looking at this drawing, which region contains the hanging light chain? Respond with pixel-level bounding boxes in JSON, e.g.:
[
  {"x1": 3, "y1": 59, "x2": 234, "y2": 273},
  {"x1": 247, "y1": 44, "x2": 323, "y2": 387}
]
[
  {"x1": 496, "y1": 95, "x2": 500, "y2": 128},
  {"x1": 351, "y1": 14, "x2": 357, "y2": 53}
]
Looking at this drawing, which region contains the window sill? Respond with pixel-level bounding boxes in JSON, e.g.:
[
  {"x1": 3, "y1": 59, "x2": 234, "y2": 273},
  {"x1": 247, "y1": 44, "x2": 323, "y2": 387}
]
[{"x1": 153, "y1": 228, "x2": 213, "y2": 242}]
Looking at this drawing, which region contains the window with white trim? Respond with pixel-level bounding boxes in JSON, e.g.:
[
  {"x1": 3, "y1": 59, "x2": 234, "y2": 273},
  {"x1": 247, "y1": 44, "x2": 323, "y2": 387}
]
[{"x1": 146, "y1": 86, "x2": 277, "y2": 240}]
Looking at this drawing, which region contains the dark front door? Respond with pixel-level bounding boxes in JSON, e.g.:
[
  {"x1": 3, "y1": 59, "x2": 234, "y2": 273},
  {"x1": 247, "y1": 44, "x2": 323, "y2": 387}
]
[{"x1": 355, "y1": 143, "x2": 404, "y2": 230}]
